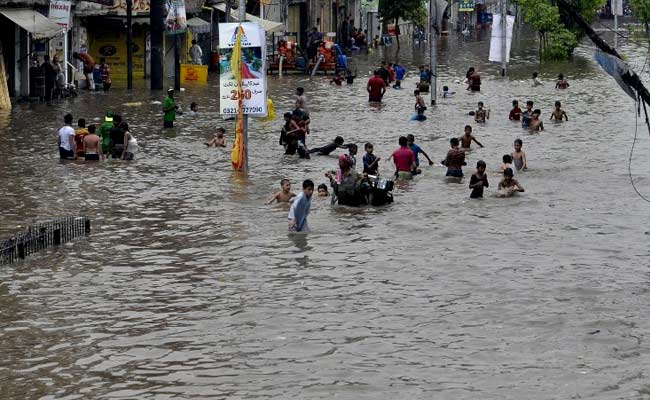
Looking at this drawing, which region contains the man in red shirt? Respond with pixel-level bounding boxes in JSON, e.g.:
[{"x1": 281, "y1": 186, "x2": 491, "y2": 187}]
[
  {"x1": 367, "y1": 70, "x2": 386, "y2": 102},
  {"x1": 391, "y1": 136, "x2": 416, "y2": 180}
]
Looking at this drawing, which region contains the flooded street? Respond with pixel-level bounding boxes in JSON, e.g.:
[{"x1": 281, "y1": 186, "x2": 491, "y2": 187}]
[{"x1": 1, "y1": 28, "x2": 650, "y2": 399}]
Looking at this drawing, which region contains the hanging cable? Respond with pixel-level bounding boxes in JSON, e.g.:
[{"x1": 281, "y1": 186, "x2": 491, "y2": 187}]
[{"x1": 628, "y1": 91, "x2": 650, "y2": 204}]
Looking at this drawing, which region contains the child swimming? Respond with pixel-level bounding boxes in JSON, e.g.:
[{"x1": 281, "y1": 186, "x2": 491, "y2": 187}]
[
  {"x1": 509, "y1": 100, "x2": 522, "y2": 121},
  {"x1": 363, "y1": 142, "x2": 380, "y2": 175},
  {"x1": 529, "y1": 109, "x2": 544, "y2": 132},
  {"x1": 497, "y1": 168, "x2": 525, "y2": 197},
  {"x1": 501, "y1": 154, "x2": 515, "y2": 174},
  {"x1": 474, "y1": 101, "x2": 490, "y2": 123},
  {"x1": 459, "y1": 125, "x2": 484, "y2": 150},
  {"x1": 555, "y1": 73, "x2": 570, "y2": 89},
  {"x1": 206, "y1": 127, "x2": 227, "y2": 147},
  {"x1": 267, "y1": 179, "x2": 297, "y2": 204},
  {"x1": 442, "y1": 85, "x2": 455, "y2": 98},
  {"x1": 550, "y1": 101, "x2": 568, "y2": 122},
  {"x1": 288, "y1": 180, "x2": 314, "y2": 232},
  {"x1": 469, "y1": 160, "x2": 489, "y2": 198},
  {"x1": 317, "y1": 183, "x2": 329, "y2": 197},
  {"x1": 511, "y1": 138, "x2": 528, "y2": 171}
]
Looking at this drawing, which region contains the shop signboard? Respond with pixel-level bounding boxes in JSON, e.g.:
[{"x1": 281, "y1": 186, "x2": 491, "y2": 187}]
[
  {"x1": 459, "y1": 0, "x2": 475, "y2": 12},
  {"x1": 166, "y1": 0, "x2": 187, "y2": 34},
  {"x1": 49, "y1": 0, "x2": 72, "y2": 30},
  {"x1": 218, "y1": 22, "x2": 267, "y2": 116},
  {"x1": 89, "y1": 29, "x2": 146, "y2": 79}
]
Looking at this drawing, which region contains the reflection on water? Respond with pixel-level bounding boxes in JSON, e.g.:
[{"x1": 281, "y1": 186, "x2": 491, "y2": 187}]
[{"x1": 1, "y1": 28, "x2": 650, "y2": 399}]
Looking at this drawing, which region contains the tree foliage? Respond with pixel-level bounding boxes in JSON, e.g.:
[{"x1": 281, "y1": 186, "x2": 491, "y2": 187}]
[
  {"x1": 631, "y1": 0, "x2": 650, "y2": 24},
  {"x1": 378, "y1": 0, "x2": 427, "y2": 47},
  {"x1": 516, "y1": 0, "x2": 605, "y2": 60}
]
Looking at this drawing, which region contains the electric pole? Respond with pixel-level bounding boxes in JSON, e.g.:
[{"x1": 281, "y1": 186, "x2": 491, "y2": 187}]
[
  {"x1": 126, "y1": 0, "x2": 133, "y2": 89},
  {"x1": 430, "y1": 0, "x2": 438, "y2": 105},
  {"x1": 501, "y1": 0, "x2": 507, "y2": 76},
  {"x1": 150, "y1": 0, "x2": 164, "y2": 90}
]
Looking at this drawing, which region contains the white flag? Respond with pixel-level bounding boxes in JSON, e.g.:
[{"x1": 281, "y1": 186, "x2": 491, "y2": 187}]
[{"x1": 489, "y1": 14, "x2": 515, "y2": 63}]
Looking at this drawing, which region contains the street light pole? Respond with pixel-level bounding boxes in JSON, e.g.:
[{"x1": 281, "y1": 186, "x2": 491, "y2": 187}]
[
  {"x1": 501, "y1": 0, "x2": 507, "y2": 76},
  {"x1": 430, "y1": 0, "x2": 437, "y2": 106},
  {"x1": 239, "y1": 0, "x2": 248, "y2": 173},
  {"x1": 126, "y1": 0, "x2": 133, "y2": 89}
]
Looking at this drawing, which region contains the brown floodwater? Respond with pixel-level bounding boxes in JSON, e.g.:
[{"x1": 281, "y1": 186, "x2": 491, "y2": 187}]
[{"x1": 1, "y1": 26, "x2": 650, "y2": 399}]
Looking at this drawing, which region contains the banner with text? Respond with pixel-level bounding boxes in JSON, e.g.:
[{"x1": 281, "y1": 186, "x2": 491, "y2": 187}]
[
  {"x1": 218, "y1": 23, "x2": 267, "y2": 116},
  {"x1": 166, "y1": 0, "x2": 187, "y2": 34},
  {"x1": 49, "y1": 0, "x2": 72, "y2": 30}
]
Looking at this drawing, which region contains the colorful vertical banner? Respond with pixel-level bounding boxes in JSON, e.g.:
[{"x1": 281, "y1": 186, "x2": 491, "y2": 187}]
[
  {"x1": 218, "y1": 22, "x2": 268, "y2": 116},
  {"x1": 230, "y1": 27, "x2": 245, "y2": 170},
  {"x1": 49, "y1": 0, "x2": 72, "y2": 30},
  {"x1": 166, "y1": 0, "x2": 187, "y2": 34}
]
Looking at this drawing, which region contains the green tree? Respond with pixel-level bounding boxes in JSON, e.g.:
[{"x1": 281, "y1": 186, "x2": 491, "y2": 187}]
[
  {"x1": 378, "y1": 0, "x2": 427, "y2": 48},
  {"x1": 515, "y1": 0, "x2": 605, "y2": 60},
  {"x1": 631, "y1": 0, "x2": 650, "y2": 27}
]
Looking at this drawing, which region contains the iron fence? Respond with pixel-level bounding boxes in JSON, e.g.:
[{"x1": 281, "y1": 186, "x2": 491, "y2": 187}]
[{"x1": 0, "y1": 216, "x2": 91, "y2": 264}]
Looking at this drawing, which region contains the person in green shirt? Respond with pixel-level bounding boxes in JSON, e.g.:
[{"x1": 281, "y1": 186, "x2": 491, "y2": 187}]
[
  {"x1": 98, "y1": 111, "x2": 114, "y2": 156},
  {"x1": 163, "y1": 89, "x2": 178, "y2": 128}
]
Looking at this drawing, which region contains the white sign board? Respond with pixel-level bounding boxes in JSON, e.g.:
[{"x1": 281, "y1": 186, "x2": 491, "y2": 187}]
[
  {"x1": 489, "y1": 14, "x2": 515, "y2": 63},
  {"x1": 218, "y1": 22, "x2": 267, "y2": 116},
  {"x1": 49, "y1": 0, "x2": 72, "y2": 30}
]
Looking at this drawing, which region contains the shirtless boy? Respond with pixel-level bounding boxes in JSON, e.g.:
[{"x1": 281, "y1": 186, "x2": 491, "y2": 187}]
[
  {"x1": 497, "y1": 168, "x2": 525, "y2": 197},
  {"x1": 511, "y1": 138, "x2": 527, "y2": 171},
  {"x1": 267, "y1": 179, "x2": 296, "y2": 204},
  {"x1": 206, "y1": 127, "x2": 227, "y2": 147},
  {"x1": 474, "y1": 101, "x2": 490, "y2": 123},
  {"x1": 414, "y1": 89, "x2": 426, "y2": 111},
  {"x1": 83, "y1": 125, "x2": 103, "y2": 161},
  {"x1": 550, "y1": 101, "x2": 568, "y2": 122},
  {"x1": 529, "y1": 109, "x2": 544, "y2": 132},
  {"x1": 459, "y1": 125, "x2": 484, "y2": 150}
]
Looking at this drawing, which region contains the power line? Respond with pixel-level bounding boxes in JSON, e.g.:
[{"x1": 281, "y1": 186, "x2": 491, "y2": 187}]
[{"x1": 629, "y1": 92, "x2": 650, "y2": 204}]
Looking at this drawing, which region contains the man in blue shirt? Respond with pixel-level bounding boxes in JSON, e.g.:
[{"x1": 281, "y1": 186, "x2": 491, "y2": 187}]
[
  {"x1": 407, "y1": 134, "x2": 434, "y2": 174},
  {"x1": 394, "y1": 64, "x2": 406, "y2": 88}
]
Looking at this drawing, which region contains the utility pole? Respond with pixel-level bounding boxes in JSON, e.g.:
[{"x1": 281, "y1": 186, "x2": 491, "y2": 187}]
[
  {"x1": 430, "y1": 0, "x2": 438, "y2": 105},
  {"x1": 239, "y1": 0, "x2": 249, "y2": 173},
  {"x1": 150, "y1": 0, "x2": 164, "y2": 90},
  {"x1": 226, "y1": 0, "x2": 232, "y2": 22},
  {"x1": 501, "y1": 0, "x2": 507, "y2": 76},
  {"x1": 174, "y1": 35, "x2": 181, "y2": 90},
  {"x1": 126, "y1": 0, "x2": 133, "y2": 89},
  {"x1": 613, "y1": 0, "x2": 619, "y2": 48}
]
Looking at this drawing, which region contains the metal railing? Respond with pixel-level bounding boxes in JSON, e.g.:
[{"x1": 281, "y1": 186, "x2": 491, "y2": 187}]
[{"x1": 0, "y1": 216, "x2": 91, "y2": 264}]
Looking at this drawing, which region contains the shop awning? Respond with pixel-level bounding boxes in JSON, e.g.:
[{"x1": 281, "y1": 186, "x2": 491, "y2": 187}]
[
  {"x1": 212, "y1": 4, "x2": 284, "y2": 33},
  {"x1": 0, "y1": 9, "x2": 64, "y2": 39},
  {"x1": 187, "y1": 16, "x2": 210, "y2": 33}
]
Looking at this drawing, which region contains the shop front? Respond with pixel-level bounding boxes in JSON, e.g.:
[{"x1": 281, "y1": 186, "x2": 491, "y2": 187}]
[{"x1": 86, "y1": 17, "x2": 148, "y2": 81}]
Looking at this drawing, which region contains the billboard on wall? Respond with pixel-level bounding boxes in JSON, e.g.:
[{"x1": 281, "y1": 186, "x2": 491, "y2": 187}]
[
  {"x1": 218, "y1": 23, "x2": 268, "y2": 116},
  {"x1": 89, "y1": 29, "x2": 145, "y2": 79},
  {"x1": 49, "y1": 0, "x2": 72, "y2": 30},
  {"x1": 459, "y1": 0, "x2": 475, "y2": 11},
  {"x1": 166, "y1": 0, "x2": 187, "y2": 34}
]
